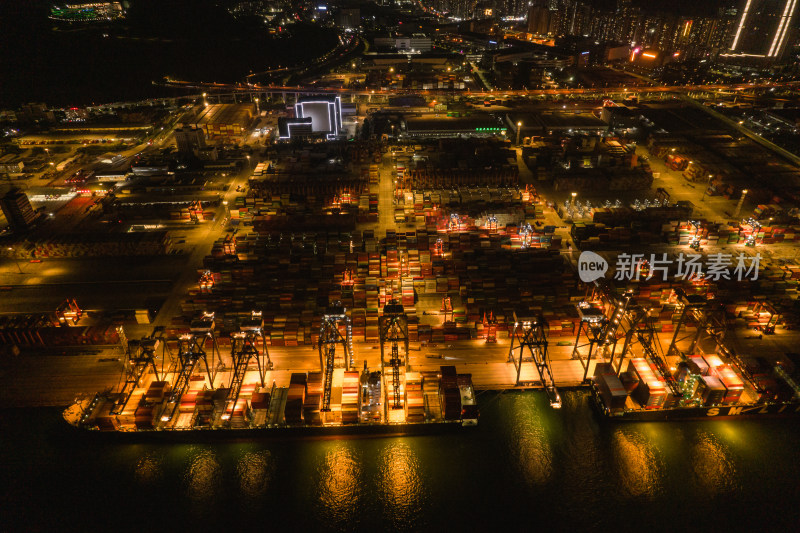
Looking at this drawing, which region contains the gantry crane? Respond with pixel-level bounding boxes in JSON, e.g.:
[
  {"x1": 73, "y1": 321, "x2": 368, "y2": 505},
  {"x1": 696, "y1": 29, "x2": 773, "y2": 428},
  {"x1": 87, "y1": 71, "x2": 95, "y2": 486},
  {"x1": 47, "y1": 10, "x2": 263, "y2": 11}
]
[
  {"x1": 582, "y1": 280, "x2": 681, "y2": 397},
  {"x1": 441, "y1": 295, "x2": 453, "y2": 322},
  {"x1": 572, "y1": 301, "x2": 610, "y2": 383},
  {"x1": 667, "y1": 287, "x2": 764, "y2": 395},
  {"x1": 572, "y1": 281, "x2": 649, "y2": 380},
  {"x1": 508, "y1": 312, "x2": 561, "y2": 408},
  {"x1": 483, "y1": 311, "x2": 497, "y2": 343},
  {"x1": 319, "y1": 302, "x2": 353, "y2": 412},
  {"x1": 160, "y1": 312, "x2": 221, "y2": 423},
  {"x1": 111, "y1": 327, "x2": 170, "y2": 415},
  {"x1": 55, "y1": 298, "x2": 82, "y2": 325},
  {"x1": 379, "y1": 300, "x2": 409, "y2": 412},
  {"x1": 223, "y1": 311, "x2": 271, "y2": 423}
]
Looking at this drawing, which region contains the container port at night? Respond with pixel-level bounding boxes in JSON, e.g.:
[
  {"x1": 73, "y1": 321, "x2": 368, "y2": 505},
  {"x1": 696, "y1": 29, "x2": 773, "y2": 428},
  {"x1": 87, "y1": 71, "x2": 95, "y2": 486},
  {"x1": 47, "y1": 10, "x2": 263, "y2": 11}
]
[
  {"x1": 5, "y1": 108, "x2": 800, "y2": 433},
  {"x1": 6, "y1": 1, "x2": 800, "y2": 529}
]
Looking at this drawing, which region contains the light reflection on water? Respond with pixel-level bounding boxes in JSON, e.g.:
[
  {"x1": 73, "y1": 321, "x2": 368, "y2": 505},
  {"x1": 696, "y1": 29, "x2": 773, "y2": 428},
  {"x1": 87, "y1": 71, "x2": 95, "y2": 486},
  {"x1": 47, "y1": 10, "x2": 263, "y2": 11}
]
[
  {"x1": 611, "y1": 429, "x2": 664, "y2": 498},
  {"x1": 21, "y1": 393, "x2": 799, "y2": 530},
  {"x1": 237, "y1": 449, "x2": 273, "y2": 499},
  {"x1": 505, "y1": 393, "x2": 553, "y2": 486},
  {"x1": 692, "y1": 431, "x2": 739, "y2": 494},
  {"x1": 185, "y1": 448, "x2": 222, "y2": 502},
  {"x1": 134, "y1": 452, "x2": 162, "y2": 486},
  {"x1": 315, "y1": 443, "x2": 364, "y2": 525},
  {"x1": 378, "y1": 441, "x2": 424, "y2": 529}
]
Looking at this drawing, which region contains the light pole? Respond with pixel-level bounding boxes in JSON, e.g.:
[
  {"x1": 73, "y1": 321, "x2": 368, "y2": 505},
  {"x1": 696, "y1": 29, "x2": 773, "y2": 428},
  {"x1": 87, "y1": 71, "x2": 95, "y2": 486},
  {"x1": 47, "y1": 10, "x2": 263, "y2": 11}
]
[
  {"x1": 246, "y1": 155, "x2": 253, "y2": 171},
  {"x1": 733, "y1": 189, "x2": 748, "y2": 219},
  {"x1": 6, "y1": 247, "x2": 23, "y2": 274},
  {"x1": 202, "y1": 92, "x2": 208, "y2": 107},
  {"x1": 516, "y1": 121, "x2": 522, "y2": 145},
  {"x1": 701, "y1": 174, "x2": 713, "y2": 202},
  {"x1": 571, "y1": 191, "x2": 577, "y2": 207},
  {"x1": 254, "y1": 97, "x2": 260, "y2": 114}
]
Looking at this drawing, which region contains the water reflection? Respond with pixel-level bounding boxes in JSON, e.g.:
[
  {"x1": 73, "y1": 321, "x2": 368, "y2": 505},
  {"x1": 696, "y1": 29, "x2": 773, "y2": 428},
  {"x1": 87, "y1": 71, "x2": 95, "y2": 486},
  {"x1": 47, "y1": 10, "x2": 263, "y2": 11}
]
[
  {"x1": 316, "y1": 444, "x2": 363, "y2": 524},
  {"x1": 378, "y1": 441, "x2": 424, "y2": 527},
  {"x1": 237, "y1": 450, "x2": 273, "y2": 498},
  {"x1": 507, "y1": 394, "x2": 553, "y2": 485},
  {"x1": 692, "y1": 431, "x2": 738, "y2": 495},
  {"x1": 185, "y1": 448, "x2": 222, "y2": 501},
  {"x1": 611, "y1": 429, "x2": 664, "y2": 498},
  {"x1": 134, "y1": 452, "x2": 162, "y2": 486}
]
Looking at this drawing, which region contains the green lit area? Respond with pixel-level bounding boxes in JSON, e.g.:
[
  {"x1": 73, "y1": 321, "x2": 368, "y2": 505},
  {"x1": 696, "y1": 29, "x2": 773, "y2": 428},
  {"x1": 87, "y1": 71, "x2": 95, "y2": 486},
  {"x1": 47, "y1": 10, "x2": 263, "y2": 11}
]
[
  {"x1": 475, "y1": 127, "x2": 506, "y2": 132},
  {"x1": 50, "y1": 2, "x2": 125, "y2": 22}
]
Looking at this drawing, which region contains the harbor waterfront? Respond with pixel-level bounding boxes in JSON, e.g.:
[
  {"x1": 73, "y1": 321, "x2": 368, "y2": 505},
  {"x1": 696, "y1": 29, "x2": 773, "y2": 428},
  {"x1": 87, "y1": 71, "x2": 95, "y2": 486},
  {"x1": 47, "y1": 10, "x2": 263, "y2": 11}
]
[{"x1": 3, "y1": 392, "x2": 800, "y2": 531}]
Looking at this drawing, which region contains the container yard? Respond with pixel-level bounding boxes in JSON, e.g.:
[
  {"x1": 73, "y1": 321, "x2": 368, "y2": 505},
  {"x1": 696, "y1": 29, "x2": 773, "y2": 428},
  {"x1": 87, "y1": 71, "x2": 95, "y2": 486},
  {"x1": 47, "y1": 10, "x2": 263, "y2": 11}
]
[{"x1": 0, "y1": 95, "x2": 795, "y2": 437}]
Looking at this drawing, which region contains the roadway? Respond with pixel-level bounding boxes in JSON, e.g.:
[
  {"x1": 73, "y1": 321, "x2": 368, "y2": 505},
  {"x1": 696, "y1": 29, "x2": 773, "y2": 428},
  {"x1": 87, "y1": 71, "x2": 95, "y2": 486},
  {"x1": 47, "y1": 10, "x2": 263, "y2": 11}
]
[
  {"x1": 0, "y1": 255, "x2": 189, "y2": 314},
  {"x1": 158, "y1": 79, "x2": 800, "y2": 99}
]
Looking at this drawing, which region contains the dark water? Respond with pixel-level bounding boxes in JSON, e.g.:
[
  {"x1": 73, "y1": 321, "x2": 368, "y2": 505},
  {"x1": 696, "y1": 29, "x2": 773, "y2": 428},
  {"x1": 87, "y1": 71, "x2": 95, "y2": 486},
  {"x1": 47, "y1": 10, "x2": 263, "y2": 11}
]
[
  {"x1": 0, "y1": 1, "x2": 338, "y2": 107},
  {"x1": 3, "y1": 392, "x2": 800, "y2": 532}
]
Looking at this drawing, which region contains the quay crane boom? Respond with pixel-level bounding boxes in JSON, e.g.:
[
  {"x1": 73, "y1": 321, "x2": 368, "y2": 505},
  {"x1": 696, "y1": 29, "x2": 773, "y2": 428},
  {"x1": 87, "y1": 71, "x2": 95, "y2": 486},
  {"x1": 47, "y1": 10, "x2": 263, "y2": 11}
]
[{"x1": 319, "y1": 303, "x2": 352, "y2": 412}]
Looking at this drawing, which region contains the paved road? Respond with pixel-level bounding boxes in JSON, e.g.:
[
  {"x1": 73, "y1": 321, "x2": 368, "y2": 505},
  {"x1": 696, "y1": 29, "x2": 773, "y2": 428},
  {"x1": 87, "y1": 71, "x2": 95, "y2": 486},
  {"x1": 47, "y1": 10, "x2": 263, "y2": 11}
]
[
  {"x1": 161, "y1": 79, "x2": 800, "y2": 98},
  {"x1": 0, "y1": 255, "x2": 188, "y2": 314}
]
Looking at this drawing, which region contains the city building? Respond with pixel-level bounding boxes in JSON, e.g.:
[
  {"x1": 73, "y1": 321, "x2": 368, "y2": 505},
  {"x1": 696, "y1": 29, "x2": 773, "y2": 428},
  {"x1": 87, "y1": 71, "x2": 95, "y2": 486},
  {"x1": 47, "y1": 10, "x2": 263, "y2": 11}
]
[
  {"x1": 277, "y1": 116, "x2": 313, "y2": 139},
  {"x1": 528, "y1": 2, "x2": 556, "y2": 36},
  {"x1": 374, "y1": 34, "x2": 433, "y2": 52},
  {"x1": 401, "y1": 115, "x2": 508, "y2": 138},
  {"x1": 0, "y1": 154, "x2": 24, "y2": 174},
  {"x1": 179, "y1": 104, "x2": 254, "y2": 140},
  {"x1": 336, "y1": 8, "x2": 360, "y2": 30},
  {"x1": 0, "y1": 187, "x2": 37, "y2": 232},
  {"x1": 20, "y1": 103, "x2": 55, "y2": 123},
  {"x1": 174, "y1": 126, "x2": 207, "y2": 156},
  {"x1": 49, "y1": 2, "x2": 125, "y2": 22},
  {"x1": 278, "y1": 96, "x2": 343, "y2": 140},
  {"x1": 726, "y1": 0, "x2": 799, "y2": 60}
]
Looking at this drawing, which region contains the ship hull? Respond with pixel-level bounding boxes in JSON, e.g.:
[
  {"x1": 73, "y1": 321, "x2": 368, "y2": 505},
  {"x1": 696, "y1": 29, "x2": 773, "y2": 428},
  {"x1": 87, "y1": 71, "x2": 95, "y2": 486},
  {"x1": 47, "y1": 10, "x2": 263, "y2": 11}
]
[
  {"x1": 591, "y1": 386, "x2": 800, "y2": 421},
  {"x1": 66, "y1": 418, "x2": 473, "y2": 442}
]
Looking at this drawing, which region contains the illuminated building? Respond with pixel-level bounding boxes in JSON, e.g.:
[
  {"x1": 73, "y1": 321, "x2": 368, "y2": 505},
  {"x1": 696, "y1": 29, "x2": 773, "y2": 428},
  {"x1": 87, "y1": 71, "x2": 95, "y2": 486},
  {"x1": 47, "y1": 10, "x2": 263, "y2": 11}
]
[
  {"x1": 726, "y1": 0, "x2": 799, "y2": 60},
  {"x1": 49, "y1": 2, "x2": 125, "y2": 22},
  {"x1": 179, "y1": 104, "x2": 253, "y2": 139},
  {"x1": 1, "y1": 187, "x2": 37, "y2": 233},
  {"x1": 335, "y1": 8, "x2": 360, "y2": 30},
  {"x1": 278, "y1": 96, "x2": 343, "y2": 140}
]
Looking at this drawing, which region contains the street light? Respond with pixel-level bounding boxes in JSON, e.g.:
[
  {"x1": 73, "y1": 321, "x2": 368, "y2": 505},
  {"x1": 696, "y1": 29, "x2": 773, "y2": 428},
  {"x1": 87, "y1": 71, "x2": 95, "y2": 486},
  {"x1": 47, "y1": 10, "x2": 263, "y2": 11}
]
[
  {"x1": 516, "y1": 121, "x2": 522, "y2": 145},
  {"x1": 246, "y1": 154, "x2": 253, "y2": 170},
  {"x1": 733, "y1": 189, "x2": 748, "y2": 219},
  {"x1": 6, "y1": 247, "x2": 23, "y2": 274},
  {"x1": 701, "y1": 174, "x2": 713, "y2": 202},
  {"x1": 571, "y1": 191, "x2": 577, "y2": 206},
  {"x1": 254, "y1": 97, "x2": 260, "y2": 114}
]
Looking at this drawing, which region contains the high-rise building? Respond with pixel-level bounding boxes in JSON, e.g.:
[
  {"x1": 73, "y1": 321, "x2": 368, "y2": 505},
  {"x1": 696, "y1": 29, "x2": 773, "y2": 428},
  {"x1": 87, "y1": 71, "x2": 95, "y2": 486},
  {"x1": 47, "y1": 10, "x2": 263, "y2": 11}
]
[
  {"x1": 727, "y1": 0, "x2": 799, "y2": 59},
  {"x1": 336, "y1": 8, "x2": 360, "y2": 30},
  {"x1": 528, "y1": 4, "x2": 553, "y2": 36},
  {"x1": 1, "y1": 187, "x2": 37, "y2": 233}
]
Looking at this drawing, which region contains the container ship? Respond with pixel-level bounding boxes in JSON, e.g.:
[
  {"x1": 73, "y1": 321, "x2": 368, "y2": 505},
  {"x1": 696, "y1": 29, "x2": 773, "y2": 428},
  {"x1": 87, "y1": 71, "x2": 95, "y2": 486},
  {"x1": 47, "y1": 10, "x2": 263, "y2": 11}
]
[
  {"x1": 591, "y1": 355, "x2": 800, "y2": 421},
  {"x1": 64, "y1": 304, "x2": 478, "y2": 439}
]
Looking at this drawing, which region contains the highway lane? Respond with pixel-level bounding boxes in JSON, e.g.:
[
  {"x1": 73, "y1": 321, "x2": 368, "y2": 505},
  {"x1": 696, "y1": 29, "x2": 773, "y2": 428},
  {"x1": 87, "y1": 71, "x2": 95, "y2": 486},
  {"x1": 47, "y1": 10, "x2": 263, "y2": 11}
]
[{"x1": 158, "y1": 79, "x2": 800, "y2": 98}]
